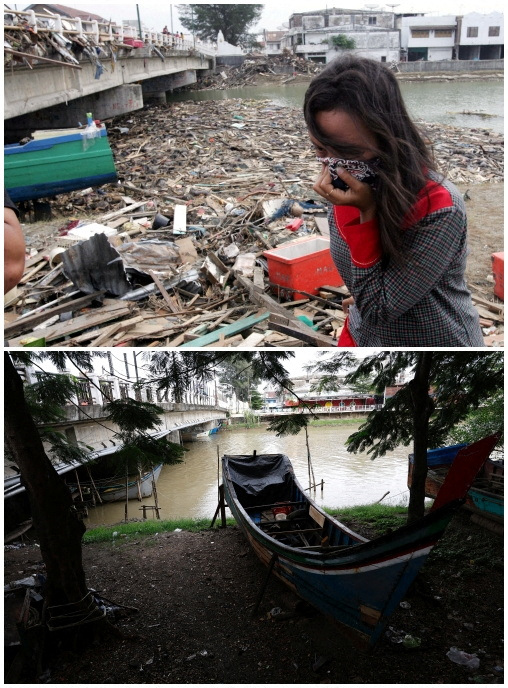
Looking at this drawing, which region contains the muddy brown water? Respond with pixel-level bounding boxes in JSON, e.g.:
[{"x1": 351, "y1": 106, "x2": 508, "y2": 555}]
[{"x1": 85, "y1": 423, "x2": 413, "y2": 526}]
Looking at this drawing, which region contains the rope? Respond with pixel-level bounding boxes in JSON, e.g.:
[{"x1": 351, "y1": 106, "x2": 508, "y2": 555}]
[{"x1": 46, "y1": 590, "x2": 106, "y2": 631}]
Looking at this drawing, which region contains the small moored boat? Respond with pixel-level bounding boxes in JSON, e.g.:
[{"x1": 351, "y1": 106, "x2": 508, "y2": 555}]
[
  {"x1": 408, "y1": 440, "x2": 504, "y2": 522},
  {"x1": 4, "y1": 121, "x2": 118, "y2": 203},
  {"x1": 68, "y1": 464, "x2": 163, "y2": 503},
  {"x1": 222, "y1": 434, "x2": 499, "y2": 650}
]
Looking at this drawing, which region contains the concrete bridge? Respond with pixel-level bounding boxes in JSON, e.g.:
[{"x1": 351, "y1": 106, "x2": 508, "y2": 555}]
[
  {"x1": 4, "y1": 7, "x2": 215, "y2": 136},
  {"x1": 4, "y1": 401, "x2": 227, "y2": 499}
]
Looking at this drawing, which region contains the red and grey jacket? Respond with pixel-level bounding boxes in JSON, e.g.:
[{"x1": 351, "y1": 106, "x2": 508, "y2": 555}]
[{"x1": 329, "y1": 171, "x2": 484, "y2": 347}]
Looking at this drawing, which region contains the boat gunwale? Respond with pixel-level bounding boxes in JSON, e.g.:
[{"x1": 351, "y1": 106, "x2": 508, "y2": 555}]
[{"x1": 222, "y1": 454, "x2": 460, "y2": 566}]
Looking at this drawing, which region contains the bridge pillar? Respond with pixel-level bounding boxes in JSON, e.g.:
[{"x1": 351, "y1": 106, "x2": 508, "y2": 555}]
[
  {"x1": 5, "y1": 84, "x2": 144, "y2": 141},
  {"x1": 141, "y1": 69, "x2": 197, "y2": 99}
]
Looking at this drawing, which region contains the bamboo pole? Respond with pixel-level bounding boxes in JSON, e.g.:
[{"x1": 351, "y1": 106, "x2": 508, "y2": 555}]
[
  {"x1": 124, "y1": 467, "x2": 129, "y2": 522},
  {"x1": 74, "y1": 469, "x2": 83, "y2": 501},
  {"x1": 86, "y1": 465, "x2": 102, "y2": 504}
]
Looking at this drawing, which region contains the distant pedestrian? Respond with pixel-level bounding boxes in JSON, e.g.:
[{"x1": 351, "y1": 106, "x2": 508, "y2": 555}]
[
  {"x1": 304, "y1": 55, "x2": 484, "y2": 347},
  {"x1": 162, "y1": 25, "x2": 169, "y2": 34}
]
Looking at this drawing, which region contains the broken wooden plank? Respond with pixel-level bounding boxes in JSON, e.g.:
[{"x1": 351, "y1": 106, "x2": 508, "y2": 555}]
[
  {"x1": 268, "y1": 313, "x2": 336, "y2": 347},
  {"x1": 148, "y1": 271, "x2": 180, "y2": 314},
  {"x1": 4, "y1": 291, "x2": 105, "y2": 339},
  {"x1": 179, "y1": 312, "x2": 270, "y2": 347},
  {"x1": 88, "y1": 314, "x2": 145, "y2": 347},
  {"x1": 9, "y1": 302, "x2": 133, "y2": 346}
]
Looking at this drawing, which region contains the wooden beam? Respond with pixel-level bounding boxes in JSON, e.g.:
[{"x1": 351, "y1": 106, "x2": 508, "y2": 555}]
[
  {"x1": 179, "y1": 312, "x2": 270, "y2": 347},
  {"x1": 268, "y1": 313, "x2": 336, "y2": 347},
  {"x1": 4, "y1": 291, "x2": 105, "y2": 339}
]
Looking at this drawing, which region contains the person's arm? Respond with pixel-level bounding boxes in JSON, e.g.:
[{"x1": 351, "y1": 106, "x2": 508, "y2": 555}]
[
  {"x1": 4, "y1": 206, "x2": 26, "y2": 293},
  {"x1": 340, "y1": 200, "x2": 466, "y2": 326}
]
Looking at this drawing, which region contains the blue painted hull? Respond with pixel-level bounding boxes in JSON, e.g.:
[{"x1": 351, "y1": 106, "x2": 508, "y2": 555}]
[{"x1": 223, "y1": 453, "x2": 463, "y2": 650}]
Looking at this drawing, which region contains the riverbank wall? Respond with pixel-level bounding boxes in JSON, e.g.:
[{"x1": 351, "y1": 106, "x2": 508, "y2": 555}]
[{"x1": 396, "y1": 58, "x2": 503, "y2": 74}]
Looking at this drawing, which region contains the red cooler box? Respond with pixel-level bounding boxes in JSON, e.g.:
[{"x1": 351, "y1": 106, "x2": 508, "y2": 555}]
[
  {"x1": 491, "y1": 252, "x2": 504, "y2": 300},
  {"x1": 264, "y1": 236, "x2": 343, "y2": 300}
]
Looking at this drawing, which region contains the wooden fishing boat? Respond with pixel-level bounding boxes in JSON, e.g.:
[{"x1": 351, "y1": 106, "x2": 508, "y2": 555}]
[
  {"x1": 68, "y1": 464, "x2": 163, "y2": 503},
  {"x1": 222, "y1": 434, "x2": 499, "y2": 650},
  {"x1": 4, "y1": 123, "x2": 117, "y2": 202},
  {"x1": 408, "y1": 441, "x2": 503, "y2": 522}
]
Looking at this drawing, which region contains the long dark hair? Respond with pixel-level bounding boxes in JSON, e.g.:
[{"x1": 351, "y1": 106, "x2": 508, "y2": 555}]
[{"x1": 304, "y1": 55, "x2": 438, "y2": 263}]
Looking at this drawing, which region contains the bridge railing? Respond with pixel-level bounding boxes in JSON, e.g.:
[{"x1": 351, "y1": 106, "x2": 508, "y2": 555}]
[
  {"x1": 257, "y1": 404, "x2": 382, "y2": 415},
  {"x1": 4, "y1": 7, "x2": 216, "y2": 58}
]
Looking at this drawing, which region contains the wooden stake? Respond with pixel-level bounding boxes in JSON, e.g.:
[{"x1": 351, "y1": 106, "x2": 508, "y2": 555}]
[{"x1": 251, "y1": 552, "x2": 278, "y2": 618}]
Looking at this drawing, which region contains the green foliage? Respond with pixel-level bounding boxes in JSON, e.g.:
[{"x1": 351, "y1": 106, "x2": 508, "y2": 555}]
[
  {"x1": 39, "y1": 429, "x2": 94, "y2": 464},
  {"x1": 329, "y1": 34, "x2": 356, "y2": 49},
  {"x1": 310, "y1": 352, "x2": 504, "y2": 458},
  {"x1": 218, "y1": 358, "x2": 260, "y2": 402},
  {"x1": 267, "y1": 414, "x2": 308, "y2": 437},
  {"x1": 242, "y1": 409, "x2": 259, "y2": 428},
  {"x1": 250, "y1": 388, "x2": 264, "y2": 410},
  {"x1": 111, "y1": 436, "x2": 187, "y2": 473},
  {"x1": 24, "y1": 372, "x2": 80, "y2": 424},
  {"x1": 447, "y1": 391, "x2": 504, "y2": 447},
  {"x1": 176, "y1": 4, "x2": 263, "y2": 45},
  {"x1": 105, "y1": 398, "x2": 164, "y2": 434}
]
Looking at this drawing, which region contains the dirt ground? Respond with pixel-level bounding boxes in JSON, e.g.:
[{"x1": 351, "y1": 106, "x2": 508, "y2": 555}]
[
  {"x1": 4, "y1": 510, "x2": 503, "y2": 684},
  {"x1": 455, "y1": 182, "x2": 504, "y2": 289}
]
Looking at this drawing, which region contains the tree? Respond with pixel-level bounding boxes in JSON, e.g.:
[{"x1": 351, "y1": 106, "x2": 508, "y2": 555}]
[
  {"x1": 250, "y1": 388, "x2": 264, "y2": 410},
  {"x1": 272, "y1": 352, "x2": 503, "y2": 523},
  {"x1": 329, "y1": 34, "x2": 356, "y2": 50},
  {"x1": 4, "y1": 352, "x2": 188, "y2": 643},
  {"x1": 177, "y1": 4, "x2": 263, "y2": 45},
  {"x1": 5, "y1": 352, "x2": 295, "y2": 612},
  {"x1": 218, "y1": 357, "x2": 261, "y2": 403},
  {"x1": 317, "y1": 351, "x2": 503, "y2": 522}
]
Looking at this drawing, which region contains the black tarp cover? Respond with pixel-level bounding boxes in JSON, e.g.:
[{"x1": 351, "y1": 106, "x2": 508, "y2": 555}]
[{"x1": 224, "y1": 453, "x2": 294, "y2": 507}]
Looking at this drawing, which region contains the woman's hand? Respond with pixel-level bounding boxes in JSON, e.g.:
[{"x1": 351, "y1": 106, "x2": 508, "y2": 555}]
[
  {"x1": 313, "y1": 164, "x2": 376, "y2": 223},
  {"x1": 342, "y1": 296, "x2": 355, "y2": 315}
]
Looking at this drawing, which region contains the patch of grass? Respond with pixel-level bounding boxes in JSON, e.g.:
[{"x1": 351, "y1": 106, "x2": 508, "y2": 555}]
[
  {"x1": 324, "y1": 503, "x2": 408, "y2": 536},
  {"x1": 83, "y1": 517, "x2": 236, "y2": 544}
]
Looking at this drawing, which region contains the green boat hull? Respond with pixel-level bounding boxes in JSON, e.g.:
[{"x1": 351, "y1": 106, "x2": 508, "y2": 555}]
[{"x1": 4, "y1": 127, "x2": 118, "y2": 202}]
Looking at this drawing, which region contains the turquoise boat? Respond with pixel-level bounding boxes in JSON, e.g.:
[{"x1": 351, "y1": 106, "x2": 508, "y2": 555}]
[{"x1": 4, "y1": 123, "x2": 117, "y2": 202}]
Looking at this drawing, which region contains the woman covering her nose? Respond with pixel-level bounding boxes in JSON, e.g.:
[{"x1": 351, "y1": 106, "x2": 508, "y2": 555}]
[{"x1": 304, "y1": 55, "x2": 484, "y2": 347}]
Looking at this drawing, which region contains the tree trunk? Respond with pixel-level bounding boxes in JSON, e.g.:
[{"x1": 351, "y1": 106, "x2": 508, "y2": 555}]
[
  {"x1": 4, "y1": 356, "x2": 91, "y2": 616},
  {"x1": 407, "y1": 352, "x2": 435, "y2": 524}
]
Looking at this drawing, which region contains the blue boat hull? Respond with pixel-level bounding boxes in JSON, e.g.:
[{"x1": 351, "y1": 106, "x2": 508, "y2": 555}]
[{"x1": 223, "y1": 453, "x2": 464, "y2": 650}]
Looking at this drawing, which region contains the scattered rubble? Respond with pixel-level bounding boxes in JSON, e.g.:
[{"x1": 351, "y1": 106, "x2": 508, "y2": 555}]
[{"x1": 4, "y1": 99, "x2": 504, "y2": 348}]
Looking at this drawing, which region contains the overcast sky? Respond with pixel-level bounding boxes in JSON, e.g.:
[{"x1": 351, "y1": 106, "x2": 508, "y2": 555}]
[{"x1": 29, "y1": 2, "x2": 504, "y2": 33}]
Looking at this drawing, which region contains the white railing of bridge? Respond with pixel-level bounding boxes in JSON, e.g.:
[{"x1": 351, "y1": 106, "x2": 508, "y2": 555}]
[
  {"x1": 4, "y1": 8, "x2": 217, "y2": 58},
  {"x1": 257, "y1": 404, "x2": 381, "y2": 415}
]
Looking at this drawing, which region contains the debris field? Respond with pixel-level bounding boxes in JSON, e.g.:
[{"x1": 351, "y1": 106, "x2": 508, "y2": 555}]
[{"x1": 5, "y1": 98, "x2": 504, "y2": 348}]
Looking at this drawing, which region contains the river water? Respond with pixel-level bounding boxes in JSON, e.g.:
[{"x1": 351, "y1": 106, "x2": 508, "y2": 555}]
[
  {"x1": 85, "y1": 423, "x2": 412, "y2": 526},
  {"x1": 167, "y1": 79, "x2": 504, "y2": 133}
]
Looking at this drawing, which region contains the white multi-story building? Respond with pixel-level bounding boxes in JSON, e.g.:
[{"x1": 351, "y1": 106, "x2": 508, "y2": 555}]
[
  {"x1": 282, "y1": 9, "x2": 399, "y2": 63},
  {"x1": 399, "y1": 15, "x2": 457, "y2": 61},
  {"x1": 457, "y1": 12, "x2": 504, "y2": 60}
]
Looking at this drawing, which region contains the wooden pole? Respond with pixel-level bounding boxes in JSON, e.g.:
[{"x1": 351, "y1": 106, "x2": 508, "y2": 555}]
[
  {"x1": 86, "y1": 465, "x2": 102, "y2": 504},
  {"x1": 137, "y1": 469, "x2": 142, "y2": 501},
  {"x1": 219, "y1": 483, "x2": 227, "y2": 528},
  {"x1": 251, "y1": 553, "x2": 278, "y2": 618},
  {"x1": 152, "y1": 469, "x2": 160, "y2": 519},
  {"x1": 124, "y1": 466, "x2": 129, "y2": 522},
  {"x1": 74, "y1": 469, "x2": 83, "y2": 502}
]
